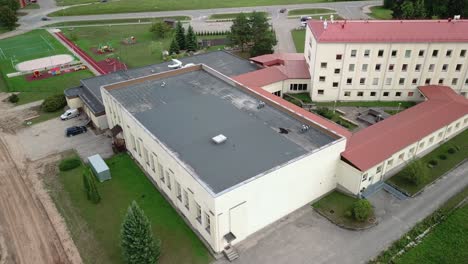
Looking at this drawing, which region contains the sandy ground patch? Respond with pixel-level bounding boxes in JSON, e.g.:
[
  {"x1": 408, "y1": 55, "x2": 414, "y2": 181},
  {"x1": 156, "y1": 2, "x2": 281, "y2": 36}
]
[{"x1": 16, "y1": 54, "x2": 74, "y2": 72}]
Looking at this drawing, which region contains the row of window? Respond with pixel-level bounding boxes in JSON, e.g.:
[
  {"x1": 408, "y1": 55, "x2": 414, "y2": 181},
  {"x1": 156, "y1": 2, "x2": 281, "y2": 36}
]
[
  {"x1": 341, "y1": 91, "x2": 415, "y2": 97},
  {"x1": 128, "y1": 133, "x2": 212, "y2": 235},
  {"x1": 289, "y1": 83, "x2": 308, "y2": 91},
  {"x1": 339, "y1": 76, "x2": 468, "y2": 86},
  {"x1": 338, "y1": 48, "x2": 467, "y2": 60},
  {"x1": 321, "y1": 62, "x2": 464, "y2": 73}
]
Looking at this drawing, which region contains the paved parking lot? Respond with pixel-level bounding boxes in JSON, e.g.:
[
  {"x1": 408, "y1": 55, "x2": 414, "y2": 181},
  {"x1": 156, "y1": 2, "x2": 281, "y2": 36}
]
[{"x1": 17, "y1": 116, "x2": 113, "y2": 161}]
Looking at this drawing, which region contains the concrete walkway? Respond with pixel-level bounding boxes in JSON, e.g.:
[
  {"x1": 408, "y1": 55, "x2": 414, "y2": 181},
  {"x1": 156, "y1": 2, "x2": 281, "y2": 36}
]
[{"x1": 214, "y1": 161, "x2": 468, "y2": 264}]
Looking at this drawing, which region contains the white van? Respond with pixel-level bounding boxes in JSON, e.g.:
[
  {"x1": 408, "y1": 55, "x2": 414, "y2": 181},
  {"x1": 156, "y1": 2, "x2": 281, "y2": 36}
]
[{"x1": 61, "y1": 108, "x2": 80, "y2": 120}]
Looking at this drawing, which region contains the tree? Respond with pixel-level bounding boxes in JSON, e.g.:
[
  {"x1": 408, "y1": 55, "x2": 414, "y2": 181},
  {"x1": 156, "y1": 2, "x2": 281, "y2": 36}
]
[
  {"x1": 121, "y1": 201, "x2": 160, "y2": 264},
  {"x1": 185, "y1": 25, "x2": 198, "y2": 52},
  {"x1": 352, "y1": 199, "x2": 373, "y2": 222},
  {"x1": 174, "y1": 21, "x2": 185, "y2": 50},
  {"x1": 249, "y1": 12, "x2": 277, "y2": 56},
  {"x1": 149, "y1": 21, "x2": 171, "y2": 39},
  {"x1": 401, "y1": 159, "x2": 430, "y2": 185},
  {"x1": 413, "y1": 0, "x2": 427, "y2": 18},
  {"x1": 383, "y1": 0, "x2": 395, "y2": 8},
  {"x1": 228, "y1": 13, "x2": 251, "y2": 52},
  {"x1": 169, "y1": 37, "x2": 180, "y2": 54},
  {"x1": 401, "y1": 0, "x2": 415, "y2": 18},
  {"x1": 0, "y1": 0, "x2": 20, "y2": 12},
  {"x1": 0, "y1": 6, "x2": 17, "y2": 30},
  {"x1": 447, "y1": 0, "x2": 465, "y2": 17}
]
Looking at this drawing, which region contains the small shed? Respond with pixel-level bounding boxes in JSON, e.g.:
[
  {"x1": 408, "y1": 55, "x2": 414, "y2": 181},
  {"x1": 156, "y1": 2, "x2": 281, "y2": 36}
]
[{"x1": 88, "y1": 154, "x2": 111, "y2": 182}]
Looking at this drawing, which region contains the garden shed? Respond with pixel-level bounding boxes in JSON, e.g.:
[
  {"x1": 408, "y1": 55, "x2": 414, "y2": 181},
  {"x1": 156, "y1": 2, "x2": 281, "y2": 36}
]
[{"x1": 88, "y1": 154, "x2": 111, "y2": 182}]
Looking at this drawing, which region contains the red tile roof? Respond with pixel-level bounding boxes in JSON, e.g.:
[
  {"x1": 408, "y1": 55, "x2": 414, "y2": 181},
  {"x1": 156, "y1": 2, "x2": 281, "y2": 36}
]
[
  {"x1": 233, "y1": 67, "x2": 289, "y2": 87},
  {"x1": 342, "y1": 86, "x2": 468, "y2": 172},
  {"x1": 250, "y1": 53, "x2": 306, "y2": 66},
  {"x1": 308, "y1": 19, "x2": 468, "y2": 43}
]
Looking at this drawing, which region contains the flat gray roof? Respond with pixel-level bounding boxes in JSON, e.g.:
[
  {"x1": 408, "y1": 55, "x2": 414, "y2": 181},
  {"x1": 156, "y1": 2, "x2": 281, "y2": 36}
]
[
  {"x1": 108, "y1": 68, "x2": 335, "y2": 195},
  {"x1": 72, "y1": 51, "x2": 258, "y2": 114}
]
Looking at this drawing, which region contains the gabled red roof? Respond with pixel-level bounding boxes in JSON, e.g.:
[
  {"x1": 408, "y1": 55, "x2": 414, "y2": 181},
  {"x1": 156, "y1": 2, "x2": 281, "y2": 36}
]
[
  {"x1": 308, "y1": 19, "x2": 468, "y2": 43},
  {"x1": 234, "y1": 67, "x2": 289, "y2": 87},
  {"x1": 342, "y1": 86, "x2": 468, "y2": 172},
  {"x1": 250, "y1": 53, "x2": 306, "y2": 66}
]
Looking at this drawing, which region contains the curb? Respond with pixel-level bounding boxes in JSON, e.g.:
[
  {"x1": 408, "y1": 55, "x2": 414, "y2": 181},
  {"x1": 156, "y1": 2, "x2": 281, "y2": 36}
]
[{"x1": 313, "y1": 207, "x2": 378, "y2": 231}]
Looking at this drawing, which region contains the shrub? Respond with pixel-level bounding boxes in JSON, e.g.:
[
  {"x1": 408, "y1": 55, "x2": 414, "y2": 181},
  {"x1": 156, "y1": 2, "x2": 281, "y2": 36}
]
[
  {"x1": 315, "y1": 107, "x2": 334, "y2": 119},
  {"x1": 447, "y1": 148, "x2": 456, "y2": 154},
  {"x1": 344, "y1": 210, "x2": 352, "y2": 218},
  {"x1": 83, "y1": 168, "x2": 101, "y2": 204},
  {"x1": 352, "y1": 199, "x2": 373, "y2": 222},
  {"x1": 438, "y1": 154, "x2": 447, "y2": 160},
  {"x1": 42, "y1": 94, "x2": 66, "y2": 112},
  {"x1": 59, "y1": 157, "x2": 81, "y2": 171},
  {"x1": 401, "y1": 159, "x2": 430, "y2": 185},
  {"x1": 8, "y1": 94, "x2": 19, "y2": 103},
  {"x1": 428, "y1": 159, "x2": 438, "y2": 166}
]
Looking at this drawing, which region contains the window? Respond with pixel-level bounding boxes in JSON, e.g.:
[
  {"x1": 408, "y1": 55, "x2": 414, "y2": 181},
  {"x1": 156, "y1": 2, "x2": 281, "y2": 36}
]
[
  {"x1": 409, "y1": 147, "x2": 415, "y2": 154},
  {"x1": 351, "y1": 49, "x2": 357, "y2": 57},
  {"x1": 372, "y1": 78, "x2": 379, "y2": 85},
  {"x1": 455, "y1": 122, "x2": 460, "y2": 129},
  {"x1": 438, "y1": 131, "x2": 443, "y2": 138},
  {"x1": 378, "y1": 49, "x2": 384, "y2": 57},
  {"x1": 176, "y1": 181, "x2": 182, "y2": 201},
  {"x1": 357, "y1": 91, "x2": 364, "y2": 96},
  {"x1": 408, "y1": 91, "x2": 414, "y2": 96},
  {"x1": 183, "y1": 190, "x2": 189, "y2": 210},
  {"x1": 166, "y1": 171, "x2": 171, "y2": 190},
  {"x1": 391, "y1": 50, "x2": 397, "y2": 57},
  {"x1": 136, "y1": 139, "x2": 142, "y2": 157},
  {"x1": 376, "y1": 166, "x2": 382, "y2": 173},
  {"x1": 289, "y1": 84, "x2": 308, "y2": 91},
  {"x1": 375, "y1": 64, "x2": 381, "y2": 71},
  {"x1": 349, "y1": 64, "x2": 355, "y2": 71},
  {"x1": 362, "y1": 173, "x2": 368, "y2": 182},
  {"x1": 320, "y1": 62, "x2": 327, "y2": 69},
  {"x1": 333, "y1": 82, "x2": 339, "y2": 88},
  {"x1": 402, "y1": 64, "x2": 408, "y2": 71},
  {"x1": 432, "y1": 50, "x2": 439, "y2": 57},
  {"x1": 425, "y1": 78, "x2": 431, "y2": 85},
  {"x1": 466, "y1": 78, "x2": 468, "y2": 85},
  {"x1": 438, "y1": 78, "x2": 444, "y2": 85},
  {"x1": 399, "y1": 153, "x2": 404, "y2": 160},
  {"x1": 415, "y1": 64, "x2": 421, "y2": 71},
  {"x1": 461, "y1": 49, "x2": 467, "y2": 57},
  {"x1": 360, "y1": 78, "x2": 366, "y2": 85},
  {"x1": 405, "y1": 50, "x2": 411, "y2": 58},
  {"x1": 385, "y1": 78, "x2": 392, "y2": 85},
  {"x1": 204, "y1": 212, "x2": 211, "y2": 234},
  {"x1": 334, "y1": 68, "x2": 341, "y2": 74},
  {"x1": 387, "y1": 159, "x2": 393, "y2": 166},
  {"x1": 364, "y1": 49, "x2": 370, "y2": 57},
  {"x1": 158, "y1": 164, "x2": 165, "y2": 183},
  {"x1": 396, "y1": 92, "x2": 402, "y2": 97},
  {"x1": 362, "y1": 64, "x2": 368, "y2": 72},
  {"x1": 429, "y1": 64, "x2": 435, "y2": 72},
  {"x1": 347, "y1": 78, "x2": 352, "y2": 85},
  {"x1": 383, "y1": 92, "x2": 389, "y2": 96},
  {"x1": 412, "y1": 78, "x2": 418, "y2": 85},
  {"x1": 419, "y1": 142, "x2": 425, "y2": 149},
  {"x1": 389, "y1": 64, "x2": 395, "y2": 71},
  {"x1": 273, "y1": 91, "x2": 281, "y2": 97},
  {"x1": 195, "y1": 203, "x2": 202, "y2": 224},
  {"x1": 429, "y1": 136, "x2": 434, "y2": 144},
  {"x1": 368, "y1": 176, "x2": 373, "y2": 182},
  {"x1": 318, "y1": 89, "x2": 324, "y2": 95},
  {"x1": 344, "y1": 91, "x2": 351, "y2": 97},
  {"x1": 418, "y1": 50, "x2": 425, "y2": 57},
  {"x1": 130, "y1": 134, "x2": 136, "y2": 151},
  {"x1": 308, "y1": 50, "x2": 311, "y2": 61},
  {"x1": 447, "y1": 126, "x2": 452, "y2": 133},
  {"x1": 442, "y1": 64, "x2": 448, "y2": 71},
  {"x1": 319, "y1": 76, "x2": 326, "y2": 82},
  {"x1": 399, "y1": 78, "x2": 405, "y2": 85},
  {"x1": 143, "y1": 147, "x2": 149, "y2": 165},
  {"x1": 150, "y1": 154, "x2": 156, "y2": 172},
  {"x1": 336, "y1": 54, "x2": 342, "y2": 60},
  {"x1": 370, "y1": 91, "x2": 377, "y2": 96},
  {"x1": 446, "y1": 50, "x2": 452, "y2": 57},
  {"x1": 452, "y1": 78, "x2": 458, "y2": 85},
  {"x1": 456, "y1": 64, "x2": 462, "y2": 71}
]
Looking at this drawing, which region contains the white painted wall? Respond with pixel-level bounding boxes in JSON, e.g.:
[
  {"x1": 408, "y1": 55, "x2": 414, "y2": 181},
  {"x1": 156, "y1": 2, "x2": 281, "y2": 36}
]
[{"x1": 65, "y1": 96, "x2": 83, "y2": 109}]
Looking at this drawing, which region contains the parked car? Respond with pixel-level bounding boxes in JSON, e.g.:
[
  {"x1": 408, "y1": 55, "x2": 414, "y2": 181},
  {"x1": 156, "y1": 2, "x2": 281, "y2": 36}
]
[
  {"x1": 66, "y1": 126, "x2": 87, "y2": 137},
  {"x1": 300, "y1": 16, "x2": 312, "y2": 22},
  {"x1": 41, "y1": 17, "x2": 50, "y2": 21},
  {"x1": 279, "y1": 8, "x2": 287, "y2": 13},
  {"x1": 61, "y1": 108, "x2": 80, "y2": 120}
]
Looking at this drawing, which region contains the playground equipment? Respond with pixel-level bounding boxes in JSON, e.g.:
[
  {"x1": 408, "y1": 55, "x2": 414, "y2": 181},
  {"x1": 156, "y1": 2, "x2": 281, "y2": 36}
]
[
  {"x1": 123, "y1": 36, "x2": 137, "y2": 45},
  {"x1": 50, "y1": 67, "x2": 61, "y2": 76},
  {"x1": 32, "y1": 70, "x2": 41, "y2": 78},
  {"x1": 97, "y1": 43, "x2": 114, "y2": 54}
]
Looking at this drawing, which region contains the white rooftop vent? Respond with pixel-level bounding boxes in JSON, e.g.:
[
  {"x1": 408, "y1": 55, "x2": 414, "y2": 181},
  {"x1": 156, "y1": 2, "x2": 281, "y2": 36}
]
[
  {"x1": 454, "y1": 15, "x2": 461, "y2": 20},
  {"x1": 212, "y1": 134, "x2": 227, "y2": 144},
  {"x1": 323, "y1": 19, "x2": 328, "y2": 29}
]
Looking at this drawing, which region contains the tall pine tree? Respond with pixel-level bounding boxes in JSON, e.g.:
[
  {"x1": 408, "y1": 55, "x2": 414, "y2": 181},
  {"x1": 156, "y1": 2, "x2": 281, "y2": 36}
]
[
  {"x1": 228, "y1": 13, "x2": 252, "y2": 52},
  {"x1": 121, "y1": 201, "x2": 160, "y2": 264},
  {"x1": 169, "y1": 37, "x2": 180, "y2": 54},
  {"x1": 175, "y1": 21, "x2": 186, "y2": 50},
  {"x1": 185, "y1": 25, "x2": 198, "y2": 52},
  {"x1": 249, "y1": 12, "x2": 277, "y2": 56}
]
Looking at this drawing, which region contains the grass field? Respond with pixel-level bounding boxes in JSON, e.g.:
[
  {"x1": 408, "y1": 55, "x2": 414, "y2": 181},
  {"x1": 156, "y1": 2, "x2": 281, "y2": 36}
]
[
  {"x1": 209, "y1": 11, "x2": 268, "y2": 20},
  {"x1": 368, "y1": 6, "x2": 393, "y2": 19},
  {"x1": 387, "y1": 130, "x2": 468, "y2": 195},
  {"x1": 61, "y1": 24, "x2": 173, "y2": 68},
  {"x1": 50, "y1": 0, "x2": 357, "y2": 16},
  {"x1": 291, "y1": 29, "x2": 305, "y2": 53},
  {"x1": 47, "y1": 153, "x2": 212, "y2": 264},
  {"x1": 47, "y1": 17, "x2": 190, "y2": 27},
  {"x1": 394, "y1": 205, "x2": 468, "y2": 264},
  {"x1": 288, "y1": 8, "x2": 335, "y2": 16}
]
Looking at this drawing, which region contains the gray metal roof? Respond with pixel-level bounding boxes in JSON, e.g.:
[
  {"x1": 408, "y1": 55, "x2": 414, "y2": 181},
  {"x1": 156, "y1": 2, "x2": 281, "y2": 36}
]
[
  {"x1": 88, "y1": 154, "x2": 109, "y2": 173},
  {"x1": 65, "y1": 51, "x2": 258, "y2": 114},
  {"x1": 109, "y1": 68, "x2": 335, "y2": 195}
]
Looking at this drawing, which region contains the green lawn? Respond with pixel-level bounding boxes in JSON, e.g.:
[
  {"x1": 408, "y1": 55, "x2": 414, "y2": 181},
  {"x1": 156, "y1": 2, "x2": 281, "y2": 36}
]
[
  {"x1": 61, "y1": 24, "x2": 173, "y2": 68},
  {"x1": 288, "y1": 8, "x2": 335, "y2": 16},
  {"x1": 395, "y1": 205, "x2": 468, "y2": 264},
  {"x1": 209, "y1": 12, "x2": 268, "y2": 20},
  {"x1": 387, "y1": 130, "x2": 468, "y2": 195},
  {"x1": 288, "y1": 92, "x2": 312, "y2": 103},
  {"x1": 46, "y1": 16, "x2": 190, "y2": 27},
  {"x1": 24, "y1": 109, "x2": 62, "y2": 125},
  {"x1": 313, "y1": 191, "x2": 373, "y2": 229},
  {"x1": 291, "y1": 29, "x2": 305, "y2": 53},
  {"x1": 315, "y1": 101, "x2": 417, "y2": 108},
  {"x1": 50, "y1": 0, "x2": 361, "y2": 16},
  {"x1": 48, "y1": 153, "x2": 212, "y2": 264},
  {"x1": 368, "y1": 6, "x2": 393, "y2": 19}
]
